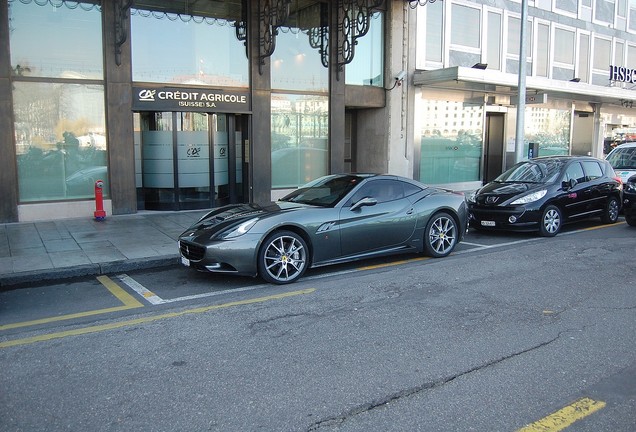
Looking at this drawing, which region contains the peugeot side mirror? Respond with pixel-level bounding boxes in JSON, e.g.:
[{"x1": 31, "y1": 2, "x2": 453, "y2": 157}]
[{"x1": 562, "y1": 178, "x2": 577, "y2": 190}]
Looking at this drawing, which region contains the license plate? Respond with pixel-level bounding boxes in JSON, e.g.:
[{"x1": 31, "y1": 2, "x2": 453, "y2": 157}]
[
  {"x1": 481, "y1": 220, "x2": 496, "y2": 227},
  {"x1": 181, "y1": 256, "x2": 190, "y2": 267}
]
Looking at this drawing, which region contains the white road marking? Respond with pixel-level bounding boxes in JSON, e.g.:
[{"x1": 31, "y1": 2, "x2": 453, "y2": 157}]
[
  {"x1": 117, "y1": 273, "x2": 270, "y2": 304},
  {"x1": 118, "y1": 224, "x2": 619, "y2": 304},
  {"x1": 460, "y1": 241, "x2": 490, "y2": 247}
]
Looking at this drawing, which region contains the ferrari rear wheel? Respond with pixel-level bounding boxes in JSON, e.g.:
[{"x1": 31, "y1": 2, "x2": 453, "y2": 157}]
[
  {"x1": 424, "y1": 212, "x2": 458, "y2": 258},
  {"x1": 258, "y1": 231, "x2": 308, "y2": 284}
]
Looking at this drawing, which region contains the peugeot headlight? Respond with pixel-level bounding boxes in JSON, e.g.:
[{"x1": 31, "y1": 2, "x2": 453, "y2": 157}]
[
  {"x1": 511, "y1": 190, "x2": 547, "y2": 205},
  {"x1": 465, "y1": 191, "x2": 477, "y2": 204},
  {"x1": 218, "y1": 218, "x2": 258, "y2": 239}
]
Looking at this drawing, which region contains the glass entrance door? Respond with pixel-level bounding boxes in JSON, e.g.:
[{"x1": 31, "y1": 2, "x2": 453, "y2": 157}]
[{"x1": 135, "y1": 112, "x2": 248, "y2": 211}]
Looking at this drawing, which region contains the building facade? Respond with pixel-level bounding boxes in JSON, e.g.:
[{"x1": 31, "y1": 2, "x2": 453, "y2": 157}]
[
  {"x1": 411, "y1": 0, "x2": 636, "y2": 193},
  {"x1": 3, "y1": 0, "x2": 636, "y2": 223},
  {"x1": 0, "y1": 0, "x2": 410, "y2": 222}
]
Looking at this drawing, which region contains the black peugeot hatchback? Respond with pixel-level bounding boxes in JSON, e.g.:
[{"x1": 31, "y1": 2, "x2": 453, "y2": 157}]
[{"x1": 466, "y1": 156, "x2": 623, "y2": 236}]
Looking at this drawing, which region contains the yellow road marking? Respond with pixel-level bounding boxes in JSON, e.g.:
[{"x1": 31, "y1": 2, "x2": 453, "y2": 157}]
[
  {"x1": 357, "y1": 256, "x2": 429, "y2": 271},
  {"x1": 97, "y1": 275, "x2": 144, "y2": 307},
  {"x1": 517, "y1": 397, "x2": 606, "y2": 432},
  {"x1": 0, "y1": 276, "x2": 143, "y2": 331},
  {"x1": 0, "y1": 289, "x2": 315, "y2": 349},
  {"x1": 578, "y1": 221, "x2": 626, "y2": 232}
]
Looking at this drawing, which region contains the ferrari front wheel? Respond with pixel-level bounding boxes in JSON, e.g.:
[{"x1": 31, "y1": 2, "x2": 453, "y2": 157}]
[{"x1": 258, "y1": 231, "x2": 308, "y2": 284}]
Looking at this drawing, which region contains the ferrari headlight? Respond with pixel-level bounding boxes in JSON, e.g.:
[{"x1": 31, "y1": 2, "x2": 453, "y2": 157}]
[
  {"x1": 511, "y1": 190, "x2": 547, "y2": 205},
  {"x1": 218, "y1": 218, "x2": 258, "y2": 239}
]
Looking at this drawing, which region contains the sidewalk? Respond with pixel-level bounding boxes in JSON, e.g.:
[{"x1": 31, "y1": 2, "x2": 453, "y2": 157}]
[{"x1": 0, "y1": 210, "x2": 207, "y2": 288}]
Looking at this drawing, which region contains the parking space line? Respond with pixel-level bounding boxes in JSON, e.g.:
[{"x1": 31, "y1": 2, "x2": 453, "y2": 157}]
[
  {"x1": 117, "y1": 274, "x2": 166, "y2": 305},
  {"x1": 357, "y1": 256, "x2": 428, "y2": 271},
  {"x1": 0, "y1": 276, "x2": 143, "y2": 331},
  {"x1": 0, "y1": 289, "x2": 315, "y2": 349},
  {"x1": 117, "y1": 273, "x2": 272, "y2": 304},
  {"x1": 460, "y1": 241, "x2": 490, "y2": 247},
  {"x1": 517, "y1": 397, "x2": 606, "y2": 431}
]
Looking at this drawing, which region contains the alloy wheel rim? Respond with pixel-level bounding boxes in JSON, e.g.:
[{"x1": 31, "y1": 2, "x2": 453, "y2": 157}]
[
  {"x1": 429, "y1": 216, "x2": 456, "y2": 255},
  {"x1": 609, "y1": 200, "x2": 619, "y2": 221},
  {"x1": 264, "y1": 235, "x2": 306, "y2": 282}
]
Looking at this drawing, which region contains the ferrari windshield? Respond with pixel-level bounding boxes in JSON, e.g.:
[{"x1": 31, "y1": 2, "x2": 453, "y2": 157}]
[
  {"x1": 494, "y1": 159, "x2": 564, "y2": 184},
  {"x1": 606, "y1": 146, "x2": 636, "y2": 169},
  {"x1": 279, "y1": 175, "x2": 366, "y2": 207}
]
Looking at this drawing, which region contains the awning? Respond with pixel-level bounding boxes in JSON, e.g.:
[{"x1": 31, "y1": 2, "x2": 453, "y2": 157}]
[{"x1": 413, "y1": 66, "x2": 636, "y2": 106}]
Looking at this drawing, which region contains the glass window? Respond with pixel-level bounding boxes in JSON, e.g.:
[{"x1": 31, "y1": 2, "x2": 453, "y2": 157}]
[
  {"x1": 556, "y1": 0, "x2": 578, "y2": 14},
  {"x1": 419, "y1": 99, "x2": 483, "y2": 185},
  {"x1": 271, "y1": 94, "x2": 329, "y2": 188},
  {"x1": 348, "y1": 180, "x2": 405, "y2": 204},
  {"x1": 536, "y1": 24, "x2": 550, "y2": 77},
  {"x1": 554, "y1": 28, "x2": 575, "y2": 64},
  {"x1": 13, "y1": 82, "x2": 108, "y2": 202},
  {"x1": 630, "y1": 0, "x2": 636, "y2": 31},
  {"x1": 487, "y1": 12, "x2": 502, "y2": 70},
  {"x1": 615, "y1": 41, "x2": 625, "y2": 66},
  {"x1": 628, "y1": 45, "x2": 636, "y2": 69},
  {"x1": 593, "y1": 37, "x2": 611, "y2": 69},
  {"x1": 8, "y1": 0, "x2": 103, "y2": 79},
  {"x1": 582, "y1": 161, "x2": 604, "y2": 179},
  {"x1": 426, "y1": 1, "x2": 444, "y2": 62},
  {"x1": 564, "y1": 162, "x2": 586, "y2": 183},
  {"x1": 507, "y1": 17, "x2": 532, "y2": 57},
  {"x1": 346, "y1": 12, "x2": 384, "y2": 87},
  {"x1": 578, "y1": 34, "x2": 590, "y2": 82},
  {"x1": 131, "y1": 8, "x2": 248, "y2": 86},
  {"x1": 451, "y1": 4, "x2": 480, "y2": 49},
  {"x1": 595, "y1": 0, "x2": 616, "y2": 22},
  {"x1": 524, "y1": 107, "x2": 571, "y2": 156}
]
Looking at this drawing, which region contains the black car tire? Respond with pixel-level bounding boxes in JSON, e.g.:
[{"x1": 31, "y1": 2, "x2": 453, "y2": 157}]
[
  {"x1": 626, "y1": 215, "x2": 636, "y2": 227},
  {"x1": 539, "y1": 205, "x2": 562, "y2": 237},
  {"x1": 600, "y1": 196, "x2": 620, "y2": 224},
  {"x1": 258, "y1": 230, "x2": 309, "y2": 284},
  {"x1": 424, "y1": 212, "x2": 458, "y2": 258}
]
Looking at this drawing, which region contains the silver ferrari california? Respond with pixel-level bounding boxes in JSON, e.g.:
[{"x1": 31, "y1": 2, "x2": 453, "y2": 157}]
[{"x1": 178, "y1": 174, "x2": 468, "y2": 284}]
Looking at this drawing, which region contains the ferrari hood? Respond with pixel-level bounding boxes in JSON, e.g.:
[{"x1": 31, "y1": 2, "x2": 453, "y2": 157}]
[{"x1": 180, "y1": 202, "x2": 305, "y2": 239}]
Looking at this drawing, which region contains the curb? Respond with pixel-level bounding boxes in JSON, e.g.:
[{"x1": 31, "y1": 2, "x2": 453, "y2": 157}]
[{"x1": 0, "y1": 255, "x2": 180, "y2": 289}]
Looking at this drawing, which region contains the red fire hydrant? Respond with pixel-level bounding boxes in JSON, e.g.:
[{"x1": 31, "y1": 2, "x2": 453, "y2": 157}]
[{"x1": 94, "y1": 180, "x2": 106, "y2": 221}]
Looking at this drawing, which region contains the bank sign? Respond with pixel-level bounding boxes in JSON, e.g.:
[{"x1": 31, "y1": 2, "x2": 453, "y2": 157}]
[
  {"x1": 609, "y1": 65, "x2": 636, "y2": 84},
  {"x1": 132, "y1": 86, "x2": 250, "y2": 113}
]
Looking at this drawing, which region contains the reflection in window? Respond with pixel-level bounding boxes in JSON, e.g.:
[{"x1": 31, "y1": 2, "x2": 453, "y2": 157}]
[
  {"x1": 451, "y1": 4, "x2": 480, "y2": 49},
  {"x1": 536, "y1": 24, "x2": 550, "y2": 77},
  {"x1": 486, "y1": 12, "x2": 502, "y2": 71},
  {"x1": 271, "y1": 29, "x2": 329, "y2": 91},
  {"x1": 595, "y1": 0, "x2": 616, "y2": 23},
  {"x1": 578, "y1": 34, "x2": 590, "y2": 82},
  {"x1": 272, "y1": 3, "x2": 329, "y2": 91},
  {"x1": 346, "y1": 12, "x2": 384, "y2": 87},
  {"x1": 425, "y1": 1, "x2": 444, "y2": 63},
  {"x1": 524, "y1": 107, "x2": 571, "y2": 156},
  {"x1": 8, "y1": 0, "x2": 103, "y2": 79},
  {"x1": 419, "y1": 100, "x2": 483, "y2": 184},
  {"x1": 131, "y1": 9, "x2": 248, "y2": 86},
  {"x1": 271, "y1": 94, "x2": 329, "y2": 188},
  {"x1": 13, "y1": 82, "x2": 108, "y2": 202}
]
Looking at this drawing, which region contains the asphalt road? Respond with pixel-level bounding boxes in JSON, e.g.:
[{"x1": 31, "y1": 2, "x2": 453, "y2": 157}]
[{"x1": 1, "y1": 222, "x2": 635, "y2": 431}]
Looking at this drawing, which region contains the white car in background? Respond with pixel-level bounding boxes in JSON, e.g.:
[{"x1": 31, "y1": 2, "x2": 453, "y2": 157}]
[{"x1": 606, "y1": 142, "x2": 636, "y2": 183}]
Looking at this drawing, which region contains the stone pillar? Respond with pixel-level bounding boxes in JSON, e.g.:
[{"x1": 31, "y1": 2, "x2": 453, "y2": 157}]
[
  {"x1": 102, "y1": 1, "x2": 137, "y2": 214},
  {"x1": 0, "y1": 2, "x2": 19, "y2": 222}
]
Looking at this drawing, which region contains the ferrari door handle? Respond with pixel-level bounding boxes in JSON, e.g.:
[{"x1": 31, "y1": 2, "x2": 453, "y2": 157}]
[{"x1": 406, "y1": 208, "x2": 414, "y2": 215}]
